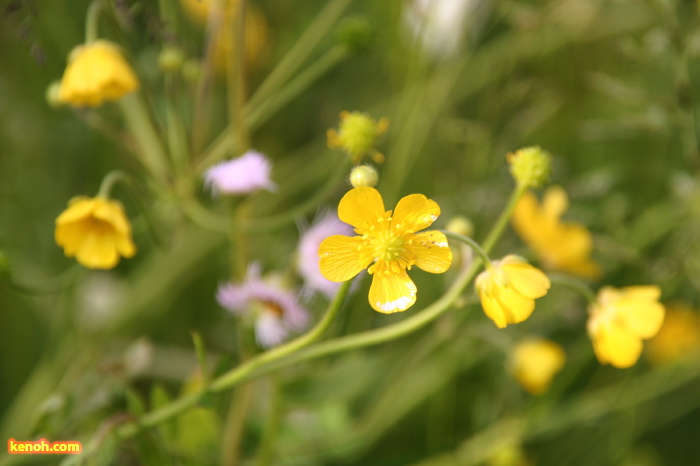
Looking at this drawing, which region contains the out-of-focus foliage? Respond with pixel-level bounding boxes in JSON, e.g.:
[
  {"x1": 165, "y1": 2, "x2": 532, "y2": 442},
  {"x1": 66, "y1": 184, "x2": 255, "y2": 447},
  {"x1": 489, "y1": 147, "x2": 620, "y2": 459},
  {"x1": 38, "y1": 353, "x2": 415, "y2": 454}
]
[{"x1": 2, "y1": 0, "x2": 700, "y2": 465}]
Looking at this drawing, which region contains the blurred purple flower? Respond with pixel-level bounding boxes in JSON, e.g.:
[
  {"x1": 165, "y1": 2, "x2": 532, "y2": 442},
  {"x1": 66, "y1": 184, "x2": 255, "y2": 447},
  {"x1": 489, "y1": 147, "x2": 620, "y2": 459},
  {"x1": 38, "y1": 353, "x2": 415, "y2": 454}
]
[
  {"x1": 204, "y1": 150, "x2": 277, "y2": 196},
  {"x1": 298, "y1": 212, "x2": 354, "y2": 299},
  {"x1": 217, "y1": 264, "x2": 309, "y2": 348}
]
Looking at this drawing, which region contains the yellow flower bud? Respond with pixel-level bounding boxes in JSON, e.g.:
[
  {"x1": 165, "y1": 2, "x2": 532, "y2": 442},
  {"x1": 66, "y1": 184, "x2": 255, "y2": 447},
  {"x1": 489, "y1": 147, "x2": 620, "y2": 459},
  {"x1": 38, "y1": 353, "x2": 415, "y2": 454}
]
[
  {"x1": 349, "y1": 165, "x2": 378, "y2": 188},
  {"x1": 58, "y1": 40, "x2": 140, "y2": 107},
  {"x1": 507, "y1": 146, "x2": 552, "y2": 188}
]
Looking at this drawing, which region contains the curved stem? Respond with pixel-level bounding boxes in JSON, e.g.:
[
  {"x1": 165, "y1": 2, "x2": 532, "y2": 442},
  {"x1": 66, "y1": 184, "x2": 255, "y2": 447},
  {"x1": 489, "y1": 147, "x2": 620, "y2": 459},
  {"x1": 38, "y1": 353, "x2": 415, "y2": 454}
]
[
  {"x1": 548, "y1": 273, "x2": 598, "y2": 305},
  {"x1": 441, "y1": 231, "x2": 493, "y2": 268},
  {"x1": 481, "y1": 183, "x2": 527, "y2": 254},
  {"x1": 97, "y1": 170, "x2": 131, "y2": 198},
  {"x1": 85, "y1": 0, "x2": 103, "y2": 43}
]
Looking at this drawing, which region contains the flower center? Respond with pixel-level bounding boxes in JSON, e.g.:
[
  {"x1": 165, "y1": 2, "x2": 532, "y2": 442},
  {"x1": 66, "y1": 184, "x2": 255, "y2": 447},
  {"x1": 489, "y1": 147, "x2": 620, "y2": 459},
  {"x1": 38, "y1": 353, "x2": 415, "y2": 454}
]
[{"x1": 374, "y1": 229, "x2": 404, "y2": 263}]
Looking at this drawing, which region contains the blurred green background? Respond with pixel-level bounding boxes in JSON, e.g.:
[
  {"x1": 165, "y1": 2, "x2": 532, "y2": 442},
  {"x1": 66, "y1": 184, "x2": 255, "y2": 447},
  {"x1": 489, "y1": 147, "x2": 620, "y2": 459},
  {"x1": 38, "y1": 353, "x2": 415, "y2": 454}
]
[{"x1": 2, "y1": 0, "x2": 700, "y2": 464}]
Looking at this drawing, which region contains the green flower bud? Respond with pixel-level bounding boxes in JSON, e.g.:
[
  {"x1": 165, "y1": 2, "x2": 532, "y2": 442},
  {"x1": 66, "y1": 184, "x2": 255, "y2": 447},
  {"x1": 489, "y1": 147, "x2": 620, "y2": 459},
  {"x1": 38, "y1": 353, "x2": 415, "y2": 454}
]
[
  {"x1": 158, "y1": 45, "x2": 186, "y2": 72},
  {"x1": 327, "y1": 111, "x2": 388, "y2": 164},
  {"x1": 336, "y1": 16, "x2": 374, "y2": 55},
  {"x1": 350, "y1": 164, "x2": 378, "y2": 188},
  {"x1": 507, "y1": 146, "x2": 552, "y2": 188},
  {"x1": 445, "y1": 215, "x2": 474, "y2": 238},
  {"x1": 45, "y1": 81, "x2": 64, "y2": 108}
]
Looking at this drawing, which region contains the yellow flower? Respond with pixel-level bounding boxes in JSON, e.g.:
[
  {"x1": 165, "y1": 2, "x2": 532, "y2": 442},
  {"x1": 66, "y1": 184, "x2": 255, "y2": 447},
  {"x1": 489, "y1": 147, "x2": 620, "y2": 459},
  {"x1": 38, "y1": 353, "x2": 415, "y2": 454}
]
[
  {"x1": 510, "y1": 338, "x2": 566, "y2": 395},
  {"x1": 587, "y1": 286, "x2": 665, "y2": 368},
  {"x1": 512, "y1": 186, "x2": 601, "y2": 279},
  {"x1": 327, "y1": 111, "x2": 389, "y2": 164},
  {"x1": 319, "y1": 187, "x2": 452, "y2": 313},
  {"x1": 646, "y1": 303, "x2": 700, "y2": 366},
  {"x1": 475, "y1": 255, "x2": 550, "y2": 328},
  {"x1": 55, "y1": 197, "x2": 136, "y2": 270},
  {"x1": 58, "y1": 40, "x2": 139, "y2": 107}
]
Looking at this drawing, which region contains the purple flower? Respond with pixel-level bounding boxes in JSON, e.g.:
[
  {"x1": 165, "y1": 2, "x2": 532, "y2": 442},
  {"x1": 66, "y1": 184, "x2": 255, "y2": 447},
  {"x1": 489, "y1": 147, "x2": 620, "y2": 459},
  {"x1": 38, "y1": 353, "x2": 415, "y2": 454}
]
[
  {"x1": 217, "y1": 264, "x2": 309, "y2": 348},
  {"x1": 298, "y1": 212, "x2": 354, "y2": 299},
  {"x1": 204, "y1": 150, "x2": 277, "y2": 196}
]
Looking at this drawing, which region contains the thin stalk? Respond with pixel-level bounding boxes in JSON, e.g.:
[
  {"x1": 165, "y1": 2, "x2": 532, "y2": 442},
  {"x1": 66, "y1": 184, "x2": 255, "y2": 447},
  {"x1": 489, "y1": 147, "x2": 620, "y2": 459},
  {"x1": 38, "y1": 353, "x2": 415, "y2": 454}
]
[
  {"x1": 246, "y1": 46, "x2": 347, "y2": 130},
  {"x1": 228, "y1": 0, "x2": 250, "y2": 151},
  {"x1": 481, "y1": 183, "x2": 527, "y2": 254},
  {"x1": 441, "y1": 231, "x2": 492, "y2": 268},
  {"x1": 97, "y1": 170, "x2": 131, "y2": 198},
  {"x1": 548, "y1": 273, "x2": 598, "y2": 305},
  {"x1": 165, "y1": 74, "x2": 189, "y2": 176},
  {"x1": 85, "y1": 0, "x2": 103, "y2": 43},
  {"x1": 119, "y1": 95, "x2": 170, "y2": 185},
  {"x1": 246, "y1": 0, "x2": 354, "y2": 111},
  {"x1": 255, "y1": 374, "x2": 283, "y2": 466}
]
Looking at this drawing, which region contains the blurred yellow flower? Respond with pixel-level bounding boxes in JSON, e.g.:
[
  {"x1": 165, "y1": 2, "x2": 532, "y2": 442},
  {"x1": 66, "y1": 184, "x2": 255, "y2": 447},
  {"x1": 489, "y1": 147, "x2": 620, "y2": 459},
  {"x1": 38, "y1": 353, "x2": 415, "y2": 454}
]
[
  {"x1": 646, "y1": 303, "x2": 700, "y2": 366},
  {"x1": 180, "y1": 0, "x2": 269, "y2": 71},
  {"x1": 58, "y1": 40, "x2": 139, "y2": 107},
  {"x1": 475, "y1": 255, "x2": 550, "y2": 328},
  {"x1": 55, "y1": 197, "x2": 136, "y2": 270},
  {"x1": 587, "y1": 286, "x2": 665, "y2": 368},
  {"x1": 319, "y1": 187, "x2": 452, "y2": 313},
  {"x1": 512, "y1": 186, "x2": 601, "y2": 279},
  {"x1": 510, "y1": 338, "x2": 566, "y2": 395},
  {"x1": 327, "y1": 111, "x2": 389, "y2": 164}
]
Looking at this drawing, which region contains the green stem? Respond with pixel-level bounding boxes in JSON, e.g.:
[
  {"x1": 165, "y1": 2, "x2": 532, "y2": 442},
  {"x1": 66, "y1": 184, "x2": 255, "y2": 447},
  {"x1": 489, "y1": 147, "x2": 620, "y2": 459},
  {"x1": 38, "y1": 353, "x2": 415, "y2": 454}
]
[
  {"x1": 190, "y1": 331, "x2": 210, "y2": 384},
  {"x1": 115, "y1": 280, "x2": 350, "y2": 438},
  {"x1": 97, "y1": 170, "x2": 131, "y2": 198},
  {"x1": 194, "y1": 46, "x2": 348, "y2": 175},
  {"x1": 119, "y1": 95, "x2": 170, "y2": 185},
  {"x1": 209, "y1": 280, "x2": 351, "y2": 392},
  {"x1": 255, "y1": 374, "x2": 283, "y2": 466},
  {"x1": 246, "y1": 0, "x2": 354, "y2": 112},
  {"x1": 228, "y1": 0, "x2": 250, "y2": 152},
  {"x1": 481, "y1": 183, "x2": 527, "y2": 254},
  {"x1": 85, "y1": 0, "x2": 103, "y2": 43},
  {"x1": 441, "y1": 231, "x2": 493, "y2": 268},
  {"x1": 548, "y1": 273, "x2": 598, "y2": 305},
  {"x1": 246, "y1": 46, "x2": 348, "y2": 130},
  {"x1": 165, "y1": 75, "x2": 189, "y2": 177}
]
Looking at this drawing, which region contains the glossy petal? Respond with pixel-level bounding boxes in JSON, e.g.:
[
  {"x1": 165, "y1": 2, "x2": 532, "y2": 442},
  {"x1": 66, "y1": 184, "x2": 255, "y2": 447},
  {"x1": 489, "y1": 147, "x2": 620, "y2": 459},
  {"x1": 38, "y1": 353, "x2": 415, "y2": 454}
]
[
  {"x1": 368, "y1": 265, "x2": 417, "y2": 313},
  {"x1": 55, "y1": 198, "x2": 95, "y2": 225},
  {"x1": 480, "y1": 292, "x2": 508, "y2": 329},
  {"x1": 319, "y1": 235, "x2": 370, "y2": 282},
  {"x1": 615, "y1": 298, "x2": 665, "y2": 339},
  {"x1": 409, "y1": 231, "x2": 452, "y2": 273},
  {"x1": 592, "y1": 322, "x2": 643, "y2": 368},
  {"x1": 494, "y1": 285, "x2": 536, "y2": 325},
  {"x1": 392, "y1": 193, "x2": 440, "y2": 233},
  {"x1": 504, "y1": 263, "x2": 551, "y2": 299},
  {"x1": 337, "y1": 187, "x2": 385, "y2": 233}
]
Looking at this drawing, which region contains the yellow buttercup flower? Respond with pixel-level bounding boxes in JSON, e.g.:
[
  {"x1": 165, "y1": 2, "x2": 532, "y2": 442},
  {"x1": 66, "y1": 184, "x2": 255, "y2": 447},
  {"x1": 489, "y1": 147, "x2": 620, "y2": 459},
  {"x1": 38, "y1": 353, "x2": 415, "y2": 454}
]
[
  {"x1": 512, "y1": 186, "x2": 601, "y2": 279},
  {"x1": 510, "y1": 338, "x2": 566, "y2": 395},
  {"x1": 327, "y1": 111, "x2": 389, "y2": 164},
  {"x1": 587, "y1": 286, "x2": 665, "y2": 368},
  {"x1": 319, "y1": 187, "x2": 452, "y2": 313},
  {"x1": 55, "y1": 197, "x2": 136, "y2": 270},
  {"x1": 475, "y1": 255, "x2": 550, "y2": 328},
  {"x1": 58, "y1": 40, "x2": 139, "y2": 107},
  {"x1": 646, "y1": 303, "x2": 700, "y2": 366}
]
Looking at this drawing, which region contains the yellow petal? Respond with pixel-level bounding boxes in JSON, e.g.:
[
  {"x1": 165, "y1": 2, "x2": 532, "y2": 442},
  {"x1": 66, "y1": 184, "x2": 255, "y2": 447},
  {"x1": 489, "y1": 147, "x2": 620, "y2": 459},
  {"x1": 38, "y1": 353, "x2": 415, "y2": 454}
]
[
  {"x1": 479, "y1": 292, "x2": 508, "y2": 329},
  {"x1": 56, "y1": 198, "x2": 97, "y2": 225},
  {"x1": 409, "y1": 231, "x2": 452, "y2": 274},
  {"x1": 615, "y1": 299, "x2": 665, "y2": 339},
  {"x1": 391, "y1": 193, "x2": 440, "y2": 233},
  {"x1": 368, "y1": 267, "x2": 417, "y2": 313},
  {"x1": 542, "y1": 185, "x2": 568, "y2": 221},
  {"x1": 503, "y1": 263, "x2": 550, "y2": 299},
  {"x1": 511, "y1": 190, "x2": 541, "y2": 242},
  {"x1": 337, "y1": 187, "x2": 385, "y2": 234},
  {"x1": 593, "y1": 322, "x2": 643, "y2": 368},
  {"x1": 621, "y1": 286, "x2": 661, "y2": 302},
  {"x1": 319, "y1": 235, "x2": 369, "y2": 282},
  {"x1": 75, "y1": 229, "x2": 120, "y2": 269},
  {"x1": 493, "y1": 285, "x2": 536, "y2": 325},
  {"x1": 93, "y1": 199, "x2": 131, "y2": 235}
]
